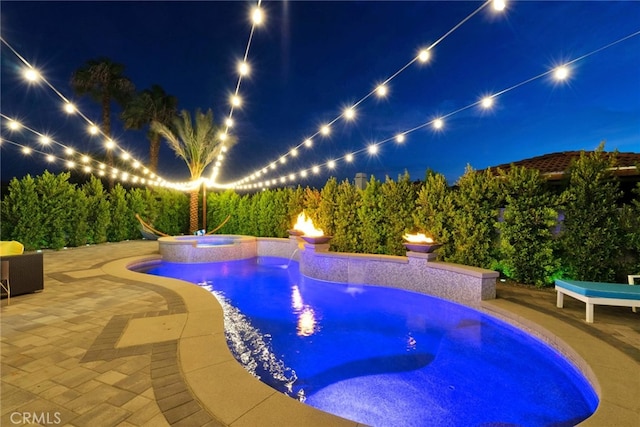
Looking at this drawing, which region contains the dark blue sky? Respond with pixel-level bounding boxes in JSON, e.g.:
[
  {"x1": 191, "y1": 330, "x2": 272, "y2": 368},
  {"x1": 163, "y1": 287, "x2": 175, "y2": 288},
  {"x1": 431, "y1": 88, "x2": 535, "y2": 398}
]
[{"x1": 1, "y1": 1, "x2": 639, "y2": 188}]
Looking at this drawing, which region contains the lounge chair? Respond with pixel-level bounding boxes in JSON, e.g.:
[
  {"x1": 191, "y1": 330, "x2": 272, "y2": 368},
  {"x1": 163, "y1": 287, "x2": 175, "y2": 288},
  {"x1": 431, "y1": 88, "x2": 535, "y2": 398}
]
[{"x1": 555, "y1": 278, "x2": 640, "y2": 323}]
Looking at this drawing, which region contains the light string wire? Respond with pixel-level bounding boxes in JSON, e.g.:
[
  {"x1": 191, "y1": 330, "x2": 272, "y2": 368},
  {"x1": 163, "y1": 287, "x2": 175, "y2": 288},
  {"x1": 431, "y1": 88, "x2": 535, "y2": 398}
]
[
  {"x1": 0, "y1": 112, "x2": 175, "y2": 187},
  {"x1": 213, "y1": 0, "x2": 264, "y2": 182},
  {"x1": 224, "y1": 0, "x2": 495, "y2": 188},
  {"x1": 0, "y1": 36, "x2": 174, "y2": 186},
  {"x1": 235, "y1": 28, "x2": 640, "y2": 190}
]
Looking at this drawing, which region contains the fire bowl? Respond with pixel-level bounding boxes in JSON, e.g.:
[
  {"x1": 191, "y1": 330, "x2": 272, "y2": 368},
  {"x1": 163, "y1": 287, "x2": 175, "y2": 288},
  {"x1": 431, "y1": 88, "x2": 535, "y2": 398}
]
[
  {"x1": 403, "y1": 242, "x2": 442, "y2": 253},
  {"x1": 287, "y1": 229, "x2": 304, "y2": 236},
  {"x1": 301, "y1": 235, "x2": 333, "y2": 245}
]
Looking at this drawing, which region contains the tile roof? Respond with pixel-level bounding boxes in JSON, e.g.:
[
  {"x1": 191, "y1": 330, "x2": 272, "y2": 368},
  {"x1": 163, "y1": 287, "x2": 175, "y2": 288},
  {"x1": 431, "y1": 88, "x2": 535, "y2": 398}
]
[{"x1": 488, "y1": 151, "x2": 640, "y2": 179}]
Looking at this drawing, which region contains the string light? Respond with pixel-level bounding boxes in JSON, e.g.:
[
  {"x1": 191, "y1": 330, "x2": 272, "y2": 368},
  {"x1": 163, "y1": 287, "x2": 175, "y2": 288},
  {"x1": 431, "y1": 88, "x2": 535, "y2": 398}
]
[
  {"x1": 395, "y1": 134, "x2": 406, "y2": 143},
  {"x1": 554, "y1": 65, "x2": 570, "y2": 81},
  {"x1": 418, "y1": 49, "x2": 431, "y2": 63},
  {"x1": 343, "y1": 107, "x2": 356, "y2": 120},
  {"x1": 24, "y1": 68, "x2": 40, "y2": 82},
  {"x1": 433, "y1": 118, "x2": 444, "y2": 130},
  {"x1": 252, "y1": 7, "x2": 264, "y2": 25},
  {"x1": 367, "y1": 144, "x2": 379, "y2": 155},
  {"x1": 481, "y1": 96, "x2": 494, "y2": 109},
  {"x1": 493, "y1": 0, "x2": 506, "y2": 12},
  {"x1": 39, "y1": 135, "x2": 51, "y2": 145},
  {"x1": 304, "y1": 138, "x2": 313, "y2": 147},
  {"x1": 375, "y1": 85, "x2": 388, "y2": 97},
  {"x1": 345, "y1": 153, "x2": 354, "y2": 162},
  {"x1": 88, "y1": 125, "x2": 99, "y2": 135},
  {"x1": 7, "y1": 120, "x2": 21, "y2": 131},
  {"x1": 231, "y1": 95, "x2": 242, "y2": 107},
  {"x1": 320, "y1": 125, "x2": 331, "y2": 136},
  {"x1": 64, "y1": 103, "x2": 76, "y2": 114}
]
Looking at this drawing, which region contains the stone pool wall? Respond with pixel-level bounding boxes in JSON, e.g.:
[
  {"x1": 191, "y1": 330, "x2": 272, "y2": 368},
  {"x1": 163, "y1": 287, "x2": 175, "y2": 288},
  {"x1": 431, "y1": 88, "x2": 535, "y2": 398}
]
[{"x1": 158, "y1": 235, "x2": 497, "y2": 305}]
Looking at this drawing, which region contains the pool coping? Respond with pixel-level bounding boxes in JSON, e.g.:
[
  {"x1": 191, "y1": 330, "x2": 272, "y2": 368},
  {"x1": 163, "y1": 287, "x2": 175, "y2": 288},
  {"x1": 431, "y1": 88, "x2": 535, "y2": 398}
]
[{"x1": 102, "y1": 254, "x2": 639, "y2": 426}]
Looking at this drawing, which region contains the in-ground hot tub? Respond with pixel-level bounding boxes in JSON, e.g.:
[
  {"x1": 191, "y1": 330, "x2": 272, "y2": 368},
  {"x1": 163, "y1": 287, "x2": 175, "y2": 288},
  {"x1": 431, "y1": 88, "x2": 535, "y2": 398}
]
[{"x1": 158, "y1": 235, "x2": 257, "y2": 263}]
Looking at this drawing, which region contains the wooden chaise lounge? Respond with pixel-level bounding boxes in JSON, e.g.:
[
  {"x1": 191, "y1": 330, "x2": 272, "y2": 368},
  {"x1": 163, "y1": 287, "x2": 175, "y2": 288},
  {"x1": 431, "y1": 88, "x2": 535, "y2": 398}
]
[{"x1": 555, "y1": 278, "x2": 640, "y2": 323}]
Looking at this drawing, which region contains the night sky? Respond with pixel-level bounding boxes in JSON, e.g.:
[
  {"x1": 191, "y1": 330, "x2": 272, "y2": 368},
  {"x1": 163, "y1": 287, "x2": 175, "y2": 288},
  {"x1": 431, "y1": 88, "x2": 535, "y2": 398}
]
[{"x1": 1, "y1": 1, "x2": 639, "y2": 189}]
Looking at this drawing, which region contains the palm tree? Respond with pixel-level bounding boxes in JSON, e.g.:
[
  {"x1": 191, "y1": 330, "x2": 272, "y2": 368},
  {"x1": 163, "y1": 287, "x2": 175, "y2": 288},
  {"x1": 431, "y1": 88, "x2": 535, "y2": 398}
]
[
  {"x1": 151, "y1": 109, "x2": 236, "y2": 233},
  {"x1": 121, "y1": 85, "x2": 178, "y2": 173},
  {"x1": 71, "y1": 57, "x2": 135, "y2": 175}
]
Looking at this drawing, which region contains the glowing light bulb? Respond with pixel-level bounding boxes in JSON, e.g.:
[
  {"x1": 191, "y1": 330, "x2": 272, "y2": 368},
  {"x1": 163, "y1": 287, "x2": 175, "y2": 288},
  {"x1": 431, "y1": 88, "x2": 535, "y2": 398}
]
[
  {"x1": 46, "y1": 154, "x2": 55, "y2": 162},
  {"x1": 343, "y1": 107, "x2": 356, "y2": 120},
  {"x1": 481, "y1": 96, "x2": 494, "y2": 109},
  {"x1": 99, "y1": 163, "x2": 106, "y2": 170},
  {"x1": 8, "y1": 120, "x2": 21, "y2": 130},
  {"x1": 217, "y1": 154, "x2": 224, "y2": 161},
  {"x1": 252, "y1": 7, "x2": 264, "y2": 25},
  {"x1": 301, "y1": 170, "x2": 308, "y2": 177},
  {"x1": 39, "y1": 135, "x2": 51, "y2": 145},
  {"x1": 221, "y1": 146, "x2": 228, "y2": 152},
  {"x1": 89, "y1": 125, "x2": 99, "y2": 135},
  {"x1": 312, "y1": 165, "x2": 320, "y2": 174},
  {"x1": 289, "y1": 173, "x2": 295, "y2": 181},
  {"x1": 433, "y1": 118, "x2": 444, "y2": 130},
  {"x1": 65, "y1": 147, "x2": 74, "y2": 156},
  {"x1": 345, "y1": 153, "x2": 354, "y2": 162},
  {"x1": 225, "y1": 118, "x2": 234, "y2": 127},
  {"x1": 238, "y1": 61, "x2": 250, "y2": 76},
  {"x1": 262, "y1": 168, "x2": 268, "y2": 174},
  {"x1": 83, "y1": 166, "x2": 91, "y2": 173},
  {"x1": 121, "y1": 151, "x2": 130, "y2": 160},
  {"x1": 66, "y1": 161, "x2": 75, "y2": 168},
  {"x1": 270, "y1": 162, "x2": 276, "y2": 170},
  {"x1": 64, "y1": 103, "x2": 76, "y2": 114},
  {"x1": 219, "y1": 132, "x2": 228, "y2": 141},
  {"x1": 304, "y1": 138, "x2": 313, "y2": 147},
  {"x1": 368, "y1": 144, "x2": 379, "y2": 155},
  {"x1": 21, "y1": 146, "x2": 32, "y2": 155},
  {"x1": 81, "y1": 155, "x2": 90, "y2": 163},
  {"x1": 105, "y1": 139, "x2": 115, "y2": 149},
  {"x1": 327, "y1": 160, "x2": 336, "y2": 169},
  {"x1": 98, "y1": 170, "x2": 105, "y2": 176},
  {"x1": 280, "y1": 176, "x2": 286, "y2": 183},
  {"x1": 493, "y1": 0, "x2": 506, "y2": 12},
  {"x1": 418, "y1": 50, "x2": 431, "y2": 63},
  {"x1": 376, "y1": 85, "x2": 388, "y2": 97},
  {"x1": 396, "y1": 134, "x2": 406, "y2": 143},
  {"x1": 133, "y1": 161, "x2": 140, "y2": 168},
  {"x1": 24, "y1": 68, "x2": 40, "y2": 82},
  {"x1": 279, "y1": 156, "x2": 287, "y2": 164},
  {"x1": 290, "y1": 148, "x2": 299, "y2": 157},
  {"x1": 320, "y1": 125, "x2": 330, "y2": 136},
  {"x1": 554, "y1": 65, "x2": 570, "y2": 81},
  {"x1": 231, "y1": 95, "x2": 242, "y2": 107}
]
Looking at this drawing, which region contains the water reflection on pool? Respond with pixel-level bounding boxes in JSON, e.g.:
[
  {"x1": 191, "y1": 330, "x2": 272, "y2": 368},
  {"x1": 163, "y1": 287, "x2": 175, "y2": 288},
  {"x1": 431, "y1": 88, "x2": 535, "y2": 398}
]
[{"x1": 139, "y1": 257, "x2": 598, "y2": 427}]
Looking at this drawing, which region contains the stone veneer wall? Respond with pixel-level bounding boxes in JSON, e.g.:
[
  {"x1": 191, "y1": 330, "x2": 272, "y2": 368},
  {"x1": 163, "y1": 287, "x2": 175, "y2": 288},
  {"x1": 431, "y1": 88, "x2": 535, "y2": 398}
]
[
  {"x1": 298, "y1": 240, "x2": 497, "y2": 306},
  {"x1": 159, "y1": 235, "x2": 497, "y2": 305}
]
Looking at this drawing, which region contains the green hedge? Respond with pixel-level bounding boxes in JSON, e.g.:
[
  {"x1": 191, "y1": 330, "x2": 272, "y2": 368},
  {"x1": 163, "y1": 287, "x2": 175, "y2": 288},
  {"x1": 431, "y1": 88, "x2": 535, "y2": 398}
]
[{"x1": 2, "y1": 150, "x2": 638, "y2": 287}]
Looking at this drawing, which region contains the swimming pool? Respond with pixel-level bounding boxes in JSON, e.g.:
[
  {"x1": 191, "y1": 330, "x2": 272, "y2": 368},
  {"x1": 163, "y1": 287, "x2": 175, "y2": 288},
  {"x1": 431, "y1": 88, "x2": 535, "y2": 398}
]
[{"x1": 140, "y1": 256, "x2": 598, "y2": 426}]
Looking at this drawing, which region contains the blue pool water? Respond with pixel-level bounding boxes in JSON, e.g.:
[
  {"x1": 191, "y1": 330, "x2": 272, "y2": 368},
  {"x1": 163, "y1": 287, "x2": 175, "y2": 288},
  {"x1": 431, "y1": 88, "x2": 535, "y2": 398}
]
[{"x1": 139, "y1": 257, "x2": 598, "y2": 427}]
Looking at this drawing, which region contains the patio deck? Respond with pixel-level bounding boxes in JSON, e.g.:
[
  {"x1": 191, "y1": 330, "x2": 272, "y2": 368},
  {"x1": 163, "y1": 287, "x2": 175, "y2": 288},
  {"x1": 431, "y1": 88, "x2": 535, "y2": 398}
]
[{"x1": 1, "y1": 240, "x2": 638, "y2": 426}]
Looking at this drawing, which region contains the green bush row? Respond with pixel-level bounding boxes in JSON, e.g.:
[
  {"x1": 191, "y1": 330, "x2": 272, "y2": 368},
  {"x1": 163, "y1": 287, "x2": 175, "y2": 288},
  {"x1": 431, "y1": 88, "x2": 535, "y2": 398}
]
[
  {"x1": 2, "y1": 149, "x2": 638, "y2": 287},
  {"x1": 1, "y1": 171, "x2": 189, "y2": 250}
]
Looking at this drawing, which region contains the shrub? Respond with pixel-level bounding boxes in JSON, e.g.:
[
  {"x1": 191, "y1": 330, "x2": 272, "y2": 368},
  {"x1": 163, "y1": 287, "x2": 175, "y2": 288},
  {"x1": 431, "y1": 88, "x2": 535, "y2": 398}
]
[
  {"x1": 559, "y1": 147, "x2": 623, "y2": 282},
  {"x1": 108, "y1": 184, "x2": 130, "y2": 242},
  {"x1": 380, "y1": 171, "x2": 417, "y2": 255},
  {"x1": 1, "y1": 175, "x2": 44, "y2": 250},
  {"x1": 497, "y1": 166, "x2": 559, "y2": 287},
  {"x1": 413, "y1": 171, "x2": 455, "y2": 260},
  {"x1": 358, "y1": 175, "x2": 385, "y2": 254},
  {"x1": 332, "y1": 179, "x2": 361, "y2": 252},
  {"x1": 82, "y1": 176, "x2": 111, "y2": 244}
]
